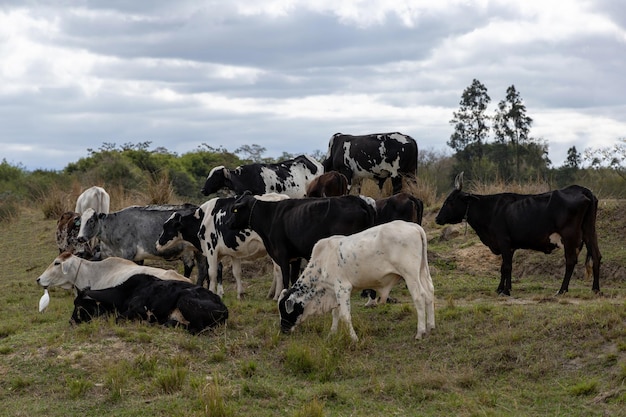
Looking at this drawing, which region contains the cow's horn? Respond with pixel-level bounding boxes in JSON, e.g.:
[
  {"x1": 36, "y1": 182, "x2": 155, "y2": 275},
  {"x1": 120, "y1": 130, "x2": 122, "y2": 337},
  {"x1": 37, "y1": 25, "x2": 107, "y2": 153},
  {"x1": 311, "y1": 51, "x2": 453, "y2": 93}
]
[{"x1": 454, "y1": 172, "x2": 464, "y2": 191}]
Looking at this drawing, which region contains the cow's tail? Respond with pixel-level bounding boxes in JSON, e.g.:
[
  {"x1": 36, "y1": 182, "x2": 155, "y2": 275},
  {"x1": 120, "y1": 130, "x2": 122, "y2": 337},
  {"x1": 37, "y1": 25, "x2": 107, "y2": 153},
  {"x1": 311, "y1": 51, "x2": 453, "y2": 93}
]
[
  {"x1": 581, "y1": 188, "x2": 602, "y2": 291},
  {"x1": 418, "y1": 225, "x2": 433, "y2": 295}
]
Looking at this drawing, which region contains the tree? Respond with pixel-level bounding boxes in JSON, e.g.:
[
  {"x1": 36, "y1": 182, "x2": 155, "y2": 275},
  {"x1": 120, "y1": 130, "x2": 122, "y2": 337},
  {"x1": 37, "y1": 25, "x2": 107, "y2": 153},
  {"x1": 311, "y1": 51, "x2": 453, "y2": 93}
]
[
  {"x1": 563, "y1": 146, "x2": 581, "y2": 169},
  {"x1": 448, "y1": 79, "x2": 491, "y2": 164},
  {"x1": 492, "y1": 85, "x2": 534, "y2": 180},
  {"x1": 583, "y1": 138, "x2": 626, "y2": 180},
  {"x1": 235, "y1": 144, "x2": 266, "y2": 163}
]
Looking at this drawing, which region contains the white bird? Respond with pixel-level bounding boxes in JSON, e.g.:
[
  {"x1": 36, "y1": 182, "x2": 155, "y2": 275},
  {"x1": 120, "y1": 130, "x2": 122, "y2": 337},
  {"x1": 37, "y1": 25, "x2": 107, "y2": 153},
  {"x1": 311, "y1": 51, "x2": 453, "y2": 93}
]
[{"x1": 38, "y1": 289, "x2": 50, "y2": 313}]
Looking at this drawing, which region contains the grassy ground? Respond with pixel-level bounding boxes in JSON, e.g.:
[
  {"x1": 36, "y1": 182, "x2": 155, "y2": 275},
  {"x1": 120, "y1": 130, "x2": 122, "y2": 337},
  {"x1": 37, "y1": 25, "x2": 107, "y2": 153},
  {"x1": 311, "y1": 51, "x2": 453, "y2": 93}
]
[{"x1": 0, "y1": 201, "x2": 625, "y2": 417}]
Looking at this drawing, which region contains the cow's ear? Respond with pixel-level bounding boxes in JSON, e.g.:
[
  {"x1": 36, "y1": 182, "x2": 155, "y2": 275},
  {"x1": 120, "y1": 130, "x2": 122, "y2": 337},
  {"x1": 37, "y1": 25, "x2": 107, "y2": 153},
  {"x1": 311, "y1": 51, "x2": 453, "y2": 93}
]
[
  {"x1": 98, "y1": 213, "x2": 106, "y2": 219},
  {"x1": 454, "y1": 172, "x2": 464, "y2": 191},
  {"x1": 285, "y1": 297, "x2": 295, "y2": 314},
  {"x1": 61, "y1": 260, "x2": 70, "y2": 275},
  {"x1": 223, "y1": 168, "x2": 230, "y2": 179}
]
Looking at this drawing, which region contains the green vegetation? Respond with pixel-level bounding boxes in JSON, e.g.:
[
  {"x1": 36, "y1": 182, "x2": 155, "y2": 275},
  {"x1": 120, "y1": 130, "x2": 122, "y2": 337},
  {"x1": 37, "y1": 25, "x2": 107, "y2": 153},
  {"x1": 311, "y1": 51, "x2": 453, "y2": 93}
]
[{"x1": 1, "y1": 190, "x2": 625, "y2": 416}]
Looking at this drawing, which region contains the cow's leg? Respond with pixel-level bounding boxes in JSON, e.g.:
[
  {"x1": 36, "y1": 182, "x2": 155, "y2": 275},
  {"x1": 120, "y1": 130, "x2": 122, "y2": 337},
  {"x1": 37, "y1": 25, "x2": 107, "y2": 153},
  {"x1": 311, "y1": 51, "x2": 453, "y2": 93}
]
[
  {"x1": 332, "y1": 292, "x2": 358, "y2": 341},
  {"x1": 231, "y1": 259, "x2": 244, "y2": 299},
  {"x1": 391, "y1": 176, "x2": 403, "y2": 194},
  {"x1": 207, "y1": 260, "x2": 222, "y2": 293},
  {"x1": 557, "y1": 244, "x2": 579, "y2": 295},
  {"x1": 195, "y1": 258, "x2": 209, "y2": 287},
  {"x1": 498, "y1": 249, "x2": 514, "y2": 296},
  {"x1": 268, "y1": 262, "x2": 283, "y2": 300},
  {"x1": 404, "y1": 276, "x2": 427, "y2": 339}
]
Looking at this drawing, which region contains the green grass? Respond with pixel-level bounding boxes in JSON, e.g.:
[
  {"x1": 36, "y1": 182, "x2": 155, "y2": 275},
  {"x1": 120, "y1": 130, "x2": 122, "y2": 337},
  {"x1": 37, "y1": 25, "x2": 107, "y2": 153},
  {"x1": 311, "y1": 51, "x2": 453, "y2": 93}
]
[{"x1": 1, "y1": 205, "x2": 625, "y2": 416}]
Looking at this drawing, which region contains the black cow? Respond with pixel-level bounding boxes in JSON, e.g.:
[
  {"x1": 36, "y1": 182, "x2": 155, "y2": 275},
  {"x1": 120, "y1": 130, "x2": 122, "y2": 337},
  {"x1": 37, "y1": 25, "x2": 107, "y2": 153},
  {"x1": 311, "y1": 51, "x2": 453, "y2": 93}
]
[
  {"x1": 435, "y1": 173, "x2": 602, "y2": 296},
  {"x1": 70, "y1": 273, "x2": 228, "y2": 334},
  {"x1": 305, "y1": 171, "x2": 349, "y2": 197},
  {"x1": 201, "y1": 155, "x2": 323, "y2": 198},
  {"x1": 374, "y1": 192, "x2": 424, "y2": 225},
  {"x1": 322, "y1": 132, "x2": 418, "y2": 194},
  {"x1": 226, "y1": 194, "x2": 376, "y2": 291}
]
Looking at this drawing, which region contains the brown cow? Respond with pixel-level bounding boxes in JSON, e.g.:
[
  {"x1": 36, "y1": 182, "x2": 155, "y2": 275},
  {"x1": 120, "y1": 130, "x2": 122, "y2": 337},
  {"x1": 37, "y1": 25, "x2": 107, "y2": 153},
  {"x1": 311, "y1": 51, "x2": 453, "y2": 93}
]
[
  {"x1": 55, "y1": 211, "x2": 89, "y2": 256},
  {"x1": 305, "y1": 171, "x2": 349, "y2": 197}
]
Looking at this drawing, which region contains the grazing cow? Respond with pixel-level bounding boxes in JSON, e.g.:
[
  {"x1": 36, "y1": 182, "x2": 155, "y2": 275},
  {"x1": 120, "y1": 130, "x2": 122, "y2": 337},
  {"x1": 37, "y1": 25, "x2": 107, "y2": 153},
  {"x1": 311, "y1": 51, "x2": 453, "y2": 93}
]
[
  {"x1": 55, "y1": 211, "x2": 90, "y2": 256},
  {"x1": 322, "y1": 132, "x2": 418, "y2": 194},
  {"x1": 70, "y1": 273, "x2": 228, "y2": 334},
  {"x1": 227, "y1": 194, "x2": 376, "y2": 292},
  {"x1": 36, "y1": 252, "x2": 190, "y2": 291},
  {"x1": 198, "y1": 194, "x2": 290, "y2": 299},
  {"x1": 77, "y1": 204, "x2": 206, "y2": 282},
  {"x1": 201, "y1": 155, "x2": 323, "y2": 198},
  {"x1": 435, "y1": 173, "x2": 602, "y2": 296},
  {"x1": 278, "y1": 220, "x2": 435, "y2": 341},
  {"x1": 305, "y1": 171, "x2": 349, "y2": 197},
  {"x1": 75, "y1": 186, "x2": 110, "y2": 214}
]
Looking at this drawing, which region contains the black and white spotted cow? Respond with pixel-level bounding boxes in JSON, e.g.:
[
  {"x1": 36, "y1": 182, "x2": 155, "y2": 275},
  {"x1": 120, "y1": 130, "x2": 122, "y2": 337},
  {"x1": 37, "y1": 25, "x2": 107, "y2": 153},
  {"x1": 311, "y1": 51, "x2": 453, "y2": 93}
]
[
  {"x1": 322, "y1": 132, "x2": 418, "y2": 194},
  {"x1": 278, "y1": 220, "x2": 435, "y2": 341},
  {"x1": 201, "y1": 155, "x2": 323, "y2": 198},
  {"x1": 198, "y1": 194, "x2": 289, "y2": 299}
]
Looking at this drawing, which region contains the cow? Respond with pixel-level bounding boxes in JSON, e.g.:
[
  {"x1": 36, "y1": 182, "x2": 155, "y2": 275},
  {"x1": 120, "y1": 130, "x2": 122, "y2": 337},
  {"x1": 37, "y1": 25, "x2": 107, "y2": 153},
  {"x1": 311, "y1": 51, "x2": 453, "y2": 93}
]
[
  {"x1": 75, "y1": 186, "x2": 110, "y2": 214},
  {"x1": 156, "y1": 202, "x2": 214, "y2": 287},
  {"x1": 55, "y1": 211, "x2": 90, "y2": 256},
  {"x1": 435, "y1": 173, "x2": 602, "y2": 296},
  {"x1": 278, "y1": 220, "x2": 435, "y2": 341},
  {"x1": 322, "y1": 132, "x2": 418, "y2": 194},
  {"x1": 70, "y1": 273, "x2": 228, "y2": 334},
  {"x1": 361, "y1": 192, "x2": 425, "y2": 305},
  {"x1": 374, "y1": 192, "x2": 424, "y2": 225},
  {"x1": 197, "y1": 194, "x2": 290, "y2": 299},
  {"x1": 201, "y1": 155, "x2": 323, "y2": 198},
  {"x1": 77, "y1": 204, "x2": 206, "y2": 282},
  {"x1": 305, "y1": 171, "x2": 349, "y2": 197},
  {"x1": 227, "y1": 194, "x2": 376, "y2": 292},
  {"x1": 36, "y1": 252, "x2": 190, "y2": 291}
]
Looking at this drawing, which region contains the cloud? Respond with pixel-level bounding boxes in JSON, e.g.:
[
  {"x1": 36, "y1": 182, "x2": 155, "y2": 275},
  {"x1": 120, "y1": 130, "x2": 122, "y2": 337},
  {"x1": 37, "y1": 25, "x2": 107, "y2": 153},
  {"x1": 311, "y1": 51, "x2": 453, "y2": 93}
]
[{"x1": 0, "y1": 1, "x2": 624, "y2": 171}]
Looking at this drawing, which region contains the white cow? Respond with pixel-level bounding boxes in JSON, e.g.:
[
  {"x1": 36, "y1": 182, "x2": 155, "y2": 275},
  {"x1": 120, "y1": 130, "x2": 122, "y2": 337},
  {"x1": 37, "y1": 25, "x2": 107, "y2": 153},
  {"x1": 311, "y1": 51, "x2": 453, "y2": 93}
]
[
  {"x1": 75, "y1": 186, "x2": 110, "y2": 214},
  {"x1": 278, "y1": 220, "x2": 435, "y2": 341},
  {"x1": 36, "y1": 252, "x2": 190, "y2": 293}
]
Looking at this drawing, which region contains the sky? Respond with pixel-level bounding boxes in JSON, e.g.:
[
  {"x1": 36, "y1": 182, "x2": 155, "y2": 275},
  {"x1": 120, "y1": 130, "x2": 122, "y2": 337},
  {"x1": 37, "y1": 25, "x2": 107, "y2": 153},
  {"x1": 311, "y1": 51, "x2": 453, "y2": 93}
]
[{"x1": 1, "y1": 0, "x2": 625, "y2": 171}]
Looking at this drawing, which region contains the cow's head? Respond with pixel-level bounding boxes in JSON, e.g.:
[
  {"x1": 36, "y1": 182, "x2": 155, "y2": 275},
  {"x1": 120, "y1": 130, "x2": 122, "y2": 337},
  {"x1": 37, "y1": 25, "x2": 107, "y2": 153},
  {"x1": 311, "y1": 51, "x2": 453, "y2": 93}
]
[
  {"x1": 227, "y1": 192, "x2": 255, "y2": 230},
  {"x1": 201, "y1": 166, "x2": 228, "y2": 196},
  {"x1": 277, "y1": 289, "x2": 305, "y2": 334},
  {"x1": 70, "y1": 288, "x2": 105, "y2": 325},
  {"x1": 77, "y1": 208, "x2": 104, "y2": 243},
  {"x1": 36, "y1": 252, "x2": 76, "y2": 290},
  {"x1": 435, "y1": 172, "x2": 475, "y2": 225},
  {"x1": 156, "y1": 212, "x2": 183, "y2": 250}
]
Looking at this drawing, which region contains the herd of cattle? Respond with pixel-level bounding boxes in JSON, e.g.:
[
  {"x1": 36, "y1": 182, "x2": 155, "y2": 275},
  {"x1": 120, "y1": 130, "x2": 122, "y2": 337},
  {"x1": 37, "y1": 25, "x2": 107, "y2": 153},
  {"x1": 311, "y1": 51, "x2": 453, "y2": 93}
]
[{"x1": 36, "y1": 132, "x2": 602, "y2": 341}]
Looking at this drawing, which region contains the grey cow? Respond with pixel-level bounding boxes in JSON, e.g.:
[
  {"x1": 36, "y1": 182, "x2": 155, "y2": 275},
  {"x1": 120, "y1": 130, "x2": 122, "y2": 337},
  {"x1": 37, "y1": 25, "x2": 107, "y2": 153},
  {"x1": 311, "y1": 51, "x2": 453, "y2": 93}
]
[{"x1": 77, "y1": 204, "x2": 207, "y2": 282}]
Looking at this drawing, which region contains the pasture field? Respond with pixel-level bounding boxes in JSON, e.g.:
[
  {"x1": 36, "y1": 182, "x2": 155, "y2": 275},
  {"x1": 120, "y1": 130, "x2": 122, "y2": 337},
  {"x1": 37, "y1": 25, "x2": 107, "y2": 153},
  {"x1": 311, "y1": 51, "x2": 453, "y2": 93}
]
[{"x1": 0, "y1": 200, "x2": 625, "y2": 417}]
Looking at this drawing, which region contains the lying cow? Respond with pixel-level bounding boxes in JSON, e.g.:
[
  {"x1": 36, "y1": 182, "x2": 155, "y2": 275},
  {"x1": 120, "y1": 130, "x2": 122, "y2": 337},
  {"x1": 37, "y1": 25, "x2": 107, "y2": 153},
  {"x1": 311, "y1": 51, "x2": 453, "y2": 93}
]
[
  {"x1": 435, "y1": 172, "x2": 602, "y2": 295},
  {"x1": 36, "y1": 252, "x2": 190, "y2": 291},
  {"x1": 227, "y1": 194, "x2": 376, "y2": 292},
  {"x1": 70, "y1": 273, "x2": 228, "y2": 334},
  {"x1": 305, "y1": 171, "x2": 348, "y2": 197},
  {"x1": 77, "y1": 204, "x2": 206, "y2": 282},
  {"x1": 278, "y1": 220, "x2": 435, "y2": 341},
  {"x1": 201, "y1": 155, "x2": 323, "y2": 198}
]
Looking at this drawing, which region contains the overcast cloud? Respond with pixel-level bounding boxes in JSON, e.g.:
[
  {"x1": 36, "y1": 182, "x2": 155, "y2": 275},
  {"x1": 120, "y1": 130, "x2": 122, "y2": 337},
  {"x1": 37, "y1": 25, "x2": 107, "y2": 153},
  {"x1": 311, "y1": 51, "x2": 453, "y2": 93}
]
[{"x1": 1, "y1": 0, "x2": 625, "y2": 171}]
